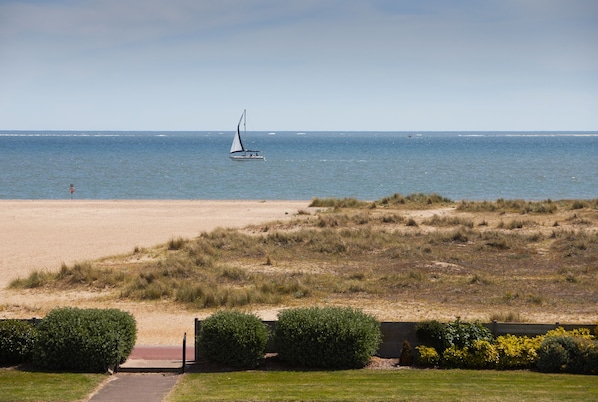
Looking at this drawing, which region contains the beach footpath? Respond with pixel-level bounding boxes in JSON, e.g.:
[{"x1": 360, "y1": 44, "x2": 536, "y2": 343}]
[{"x1": 87, "y1": 345, "x2": 193, "y2": 402}]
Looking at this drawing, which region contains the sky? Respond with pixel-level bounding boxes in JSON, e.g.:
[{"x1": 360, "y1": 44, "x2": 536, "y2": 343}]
[{"x1": 1, "y1": 0, "x2": 597, "y2": 131}]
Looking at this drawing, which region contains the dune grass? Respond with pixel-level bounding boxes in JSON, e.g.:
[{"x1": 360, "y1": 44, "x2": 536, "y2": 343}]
[
  {"x1": 9, "y1": 194, "x2": 598, "y2": 321},
  {"x1": 0, "y1": 369, "x2": 105, "y2": 402},
  {"x1": 170, "y1": 369, "x2": 598, "y2": 402}
]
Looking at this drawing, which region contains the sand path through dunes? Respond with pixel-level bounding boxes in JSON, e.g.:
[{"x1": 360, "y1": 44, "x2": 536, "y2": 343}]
[{"x1": 0, "y1": 200, "x2": 310, "y2": 288}]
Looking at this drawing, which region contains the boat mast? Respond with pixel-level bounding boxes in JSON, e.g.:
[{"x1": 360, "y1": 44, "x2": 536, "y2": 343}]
[{"x1": 242, "y1": 109, "x2": 246, "y2": 154}]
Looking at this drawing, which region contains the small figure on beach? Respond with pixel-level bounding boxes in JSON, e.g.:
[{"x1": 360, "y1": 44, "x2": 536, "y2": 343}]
[{"x1": 69, "y1": 184, "x2": 75, "y2": 199}]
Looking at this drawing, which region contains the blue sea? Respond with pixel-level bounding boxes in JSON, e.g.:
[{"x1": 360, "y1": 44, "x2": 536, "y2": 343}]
[{"x1": 1, "y1": 131, "x2": 597, "y2": 201}]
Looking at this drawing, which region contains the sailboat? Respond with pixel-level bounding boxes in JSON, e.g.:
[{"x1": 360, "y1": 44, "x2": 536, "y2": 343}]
[{"x1": 229, "y1": 109, "x2": 265, "y2": 161}]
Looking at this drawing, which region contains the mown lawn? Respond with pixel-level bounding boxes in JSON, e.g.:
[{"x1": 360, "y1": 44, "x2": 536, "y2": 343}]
[
  {"x1": 1, "y1": 366, "x2": 597, "y2": 401},
  {"x1": 169, "y1": 369, "x2": 598, "y2": 402},
  {"x1": 0, "y1": 369, "x2": 106, "y2": 402}
]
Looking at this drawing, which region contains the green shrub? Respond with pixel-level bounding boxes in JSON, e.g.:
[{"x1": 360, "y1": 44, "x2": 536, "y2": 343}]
[
  {"x1": 415, "y1": 345, "x2": 440, "y2": 367},
  {"x1": 275, "y1": 306, "x2": 381, "y2": 369},
  {"x1": 415, "y1": 320, "x2": 446, "y2": 352},
  {"x1": 198, "y1": 311, "x2": 269, "y2": 368},
  {"x1": 33, "y1": 307, "x2": 136, "y2": 372},
  {"x1": 416, "y1": 318, "x2": 493, "y2": 355},
  {"x1": 444, "y1": 318, "x2": 493, "y2": 350},
  {"x1": 536, "y1": 336, "x2": 575, "y2": 373},
  {"x1": 0, "y1": 320, "x2": 38, "y2": 365},
  {"x1": 567, "y1": 338, "x2": 598, "y2": 375},
  {"x1": 417, "y1": 318, "x2": 496, "y2": 369},
  {"x1": 537, "y1": 334, "x2": 598, "y2": 375}
]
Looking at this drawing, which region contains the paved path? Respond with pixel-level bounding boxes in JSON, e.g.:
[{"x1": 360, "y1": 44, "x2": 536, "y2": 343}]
[
  {"x1": 87, "y1": 346, "x2": 194, "y2": 402},
  {"x1": 87, "y1": 373, "x2": 180, "y2": 402}
]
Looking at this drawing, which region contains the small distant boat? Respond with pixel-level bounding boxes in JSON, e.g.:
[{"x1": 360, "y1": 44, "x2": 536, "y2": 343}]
[{"x1": 229, "y1": 109, "x2": 265, "y2": 161}]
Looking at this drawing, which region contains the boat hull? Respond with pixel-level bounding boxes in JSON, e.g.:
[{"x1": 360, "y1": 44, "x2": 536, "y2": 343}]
[{"x1": 229, "y1": 155, "x2": 266, "y2": 161}]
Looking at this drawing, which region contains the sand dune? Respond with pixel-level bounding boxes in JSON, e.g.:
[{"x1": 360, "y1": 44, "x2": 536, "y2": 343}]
[{"x1": 0, "y1": 200, "x2": 309, "y2": 288}]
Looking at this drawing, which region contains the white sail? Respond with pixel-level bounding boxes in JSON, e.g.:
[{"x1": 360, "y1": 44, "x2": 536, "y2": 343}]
[{"x1": 229, "y1": 111, "x2": 245, "y2": 153}]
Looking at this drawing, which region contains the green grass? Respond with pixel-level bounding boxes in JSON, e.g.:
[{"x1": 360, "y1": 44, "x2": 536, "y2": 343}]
[
  {"x1": 0, "y1": 369, "x2": 105, "y2": 402},
  {"x1": 169, "y1": 369, "x2": 598, "y2": 402},
  {"x1": 1, "y1": 368, "x2": 597, "y2": 402}
]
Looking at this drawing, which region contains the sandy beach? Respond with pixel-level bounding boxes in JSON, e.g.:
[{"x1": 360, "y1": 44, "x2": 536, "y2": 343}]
[{"x1": 0, "y1": 200, "x2": 310, "y2": 343}]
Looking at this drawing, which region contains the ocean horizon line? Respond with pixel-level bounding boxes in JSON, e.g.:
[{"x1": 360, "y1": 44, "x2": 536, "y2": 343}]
[{"x1": 1, "y1": 129, "x2": 597, "y2": 137}]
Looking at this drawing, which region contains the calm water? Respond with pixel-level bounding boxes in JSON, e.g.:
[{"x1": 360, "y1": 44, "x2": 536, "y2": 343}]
[{"x1": 0, "y1": 131, "x2": 597, "y2": 201}]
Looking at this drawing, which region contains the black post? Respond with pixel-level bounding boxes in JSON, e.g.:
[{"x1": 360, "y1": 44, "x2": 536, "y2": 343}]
[{"x1": 182, "y1": 332, "x2": 187, "y2": 374}]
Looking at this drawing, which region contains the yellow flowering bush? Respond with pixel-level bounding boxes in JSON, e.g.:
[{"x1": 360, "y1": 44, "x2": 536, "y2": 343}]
[
  {"x1": 442, "y1": 340, "x2": 499, "y2": 369},
  {"x1": 416, "y1": 324, "x2": 596, "y2": 373},
  {"x1": 495, "y1": 334, "x2": 542, "y2": 369},
  {"x1": 545, "y1": 327, "x2": 594, "y2": 340},
  {"x1": 415, "y1": 345, "x2": 440, "y2": 367}
]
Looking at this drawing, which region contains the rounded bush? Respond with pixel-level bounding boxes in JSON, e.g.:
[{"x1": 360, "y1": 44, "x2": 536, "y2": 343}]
[
  {"x1": 198, "y1": 310, "x2": 269, "y2": 368},
  {"x1": 33, "y1": 307, "x2": 136, "y2": 372},
  {"x1": 275, "y1": 306, "x2": 381, "y2": 369},
  {"x1": 0, "y1": 320, "x2": 38, "y2": 365},
  {"x1": 536, "y1": 336, "x2": 573, "y2": 373},
  {"x1": 567, "y1": 338, "x2": 598, "y2": 375}
]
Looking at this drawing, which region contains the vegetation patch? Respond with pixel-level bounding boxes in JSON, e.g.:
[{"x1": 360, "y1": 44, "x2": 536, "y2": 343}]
[
  {"x1": 0, "y1": 320, "x2": 37, "y2": 366},
  {"x1": 9, "y1": 194, "x2": 598, "y2": 321},
  {"x1": 198, "y1": 311, "x2": 269, "y2": 368},
  {"x1": 275, "y1": 306, "x2": 381, "y2": 369},
  {"x1": 172, "y1": 369, "x2": 598, "y2": 401},
  {"x1": 33, "y1": 307, "x2": 136, "y2": 372}
]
